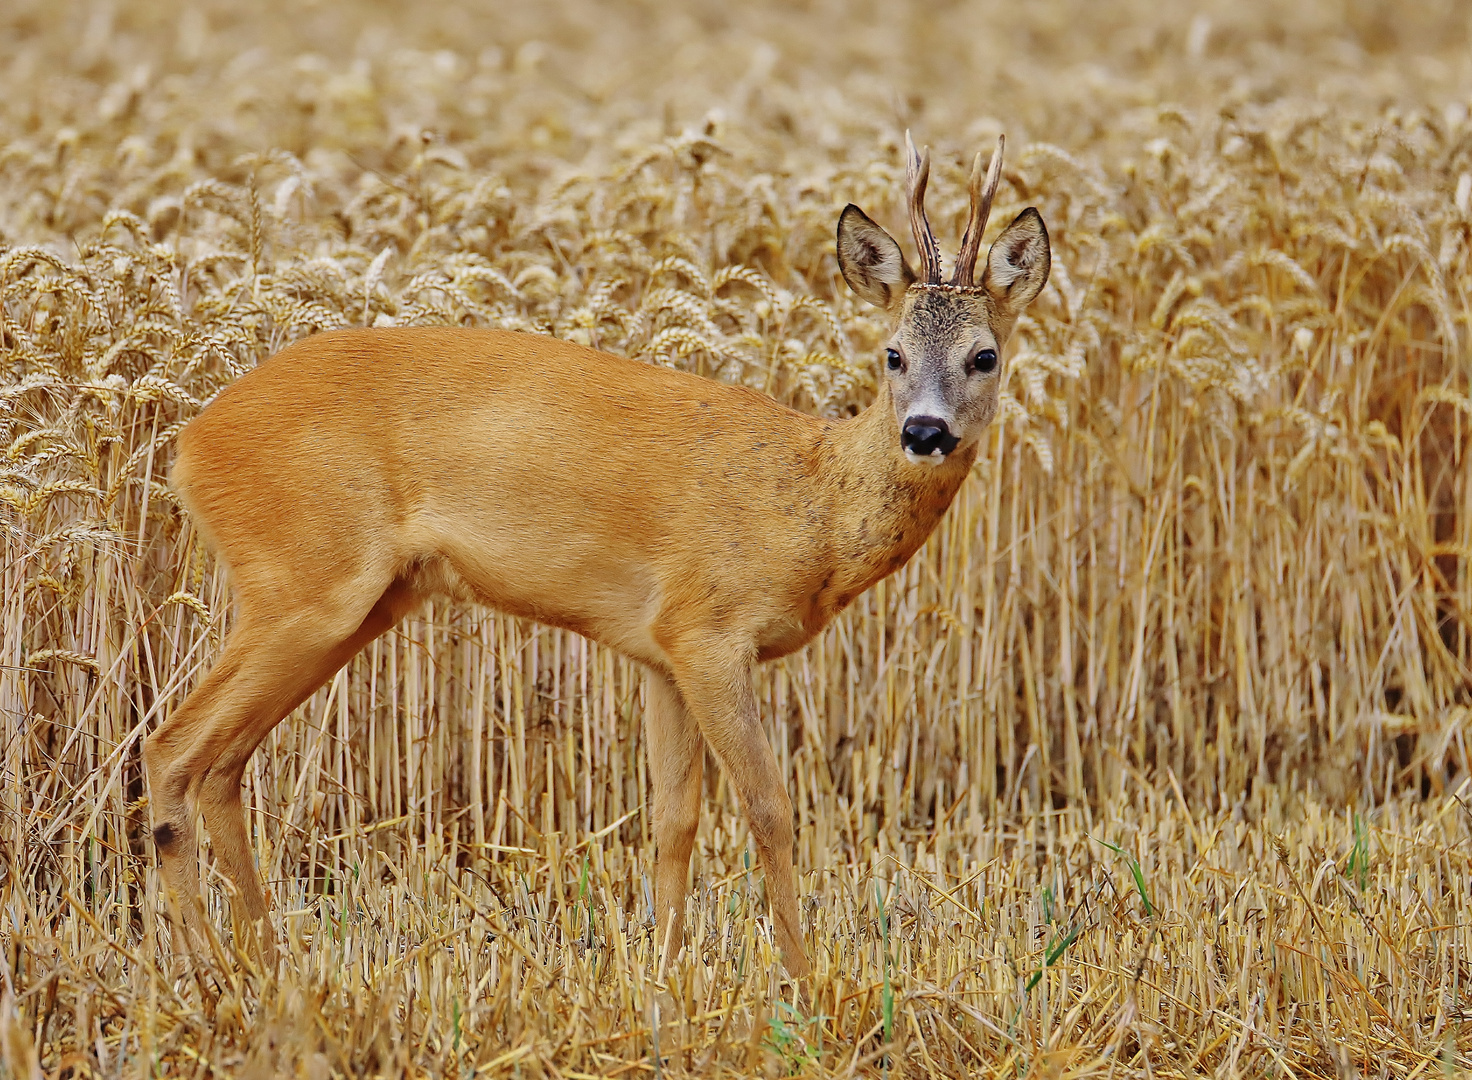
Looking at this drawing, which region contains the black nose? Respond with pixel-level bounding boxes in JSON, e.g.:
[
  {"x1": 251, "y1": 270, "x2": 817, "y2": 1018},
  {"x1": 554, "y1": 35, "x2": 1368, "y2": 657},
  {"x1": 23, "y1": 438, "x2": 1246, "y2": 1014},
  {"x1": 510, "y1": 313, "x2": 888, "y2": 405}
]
[{"x1": 901, "y1": 415, "x2": 959, "y2": 458}]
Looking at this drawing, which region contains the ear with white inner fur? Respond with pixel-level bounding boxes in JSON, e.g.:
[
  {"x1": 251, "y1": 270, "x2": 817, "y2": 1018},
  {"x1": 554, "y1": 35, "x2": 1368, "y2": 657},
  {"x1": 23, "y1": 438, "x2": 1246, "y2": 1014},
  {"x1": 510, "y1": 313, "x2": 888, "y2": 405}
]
[
  {"x1": 983, "y1": 207, "x2": 1051, "y2": 316},
  {"x1": 837, "y1": 204, "x2": 916, "y2": 313}
]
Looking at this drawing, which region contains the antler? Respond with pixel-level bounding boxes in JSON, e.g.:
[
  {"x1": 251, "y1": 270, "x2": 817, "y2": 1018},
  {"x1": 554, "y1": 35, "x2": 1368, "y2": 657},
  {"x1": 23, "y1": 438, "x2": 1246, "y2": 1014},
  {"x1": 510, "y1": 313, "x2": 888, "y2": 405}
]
[
  {"x1": 904, "y1": 130, "x2": 943, "y2": 285},
  {"x1": 950, "y1": 134, "x2": 1005, "y2": 287}
]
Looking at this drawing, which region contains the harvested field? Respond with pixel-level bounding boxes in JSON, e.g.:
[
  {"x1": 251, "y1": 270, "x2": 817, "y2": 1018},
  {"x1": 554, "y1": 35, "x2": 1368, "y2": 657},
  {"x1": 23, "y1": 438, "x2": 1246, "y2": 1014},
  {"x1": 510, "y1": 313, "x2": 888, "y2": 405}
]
[{"x1": 3, "y1": 0, "x2": 1472, "y2": 1075}]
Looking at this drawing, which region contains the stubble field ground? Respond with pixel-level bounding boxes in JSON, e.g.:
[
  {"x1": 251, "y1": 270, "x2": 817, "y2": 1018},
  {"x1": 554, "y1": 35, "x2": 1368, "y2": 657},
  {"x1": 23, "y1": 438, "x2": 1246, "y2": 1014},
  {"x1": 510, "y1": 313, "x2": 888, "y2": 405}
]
[{"x1": 3, "y1": 1, "x2": 1472, "y2": 1075}]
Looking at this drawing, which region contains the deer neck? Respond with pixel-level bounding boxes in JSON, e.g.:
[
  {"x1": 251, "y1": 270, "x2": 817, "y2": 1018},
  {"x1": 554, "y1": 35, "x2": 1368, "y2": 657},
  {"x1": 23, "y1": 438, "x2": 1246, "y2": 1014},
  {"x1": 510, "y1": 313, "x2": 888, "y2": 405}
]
[{"x1": 820, "y1": 384, "x2": 976, "y2": 596}]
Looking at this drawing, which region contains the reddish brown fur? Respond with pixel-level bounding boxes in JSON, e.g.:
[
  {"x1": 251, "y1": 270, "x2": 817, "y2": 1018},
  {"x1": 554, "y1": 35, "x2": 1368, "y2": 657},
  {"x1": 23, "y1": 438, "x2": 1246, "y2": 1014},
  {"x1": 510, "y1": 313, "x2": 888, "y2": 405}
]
[{"x1": 147, "y1": 326, "x2": 975, "y2": 975}]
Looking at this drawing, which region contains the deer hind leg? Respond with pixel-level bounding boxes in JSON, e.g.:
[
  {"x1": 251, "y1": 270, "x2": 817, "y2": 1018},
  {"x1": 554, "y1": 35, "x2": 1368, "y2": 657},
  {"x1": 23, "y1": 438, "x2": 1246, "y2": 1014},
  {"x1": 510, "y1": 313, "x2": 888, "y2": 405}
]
[
  {"x1": 196, "y1": 580, "x2": 423, "y2": 954},
  {"x1": 645, "y1": 669, "x2": 705, "y2": 962},
  {"x1": 143, "y1": 641, "x2": 239, "y2": 953},
  {"x1": 665, "y1": 641, "x2": 810, "y2": 978},
  {"x1": 144, "y1": 575, "x2": 419, "y2": 955}
]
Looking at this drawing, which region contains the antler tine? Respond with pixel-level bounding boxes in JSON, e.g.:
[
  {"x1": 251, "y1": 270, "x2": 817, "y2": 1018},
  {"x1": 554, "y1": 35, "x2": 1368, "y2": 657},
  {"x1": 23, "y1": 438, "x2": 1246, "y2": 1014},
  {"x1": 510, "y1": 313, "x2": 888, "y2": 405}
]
[
  {"x1": 951, "y1": 134, "x2": 1005, "y2": 287},
  {"x1": 904, "y1": 130, "x2": 943, "y2": 285}
]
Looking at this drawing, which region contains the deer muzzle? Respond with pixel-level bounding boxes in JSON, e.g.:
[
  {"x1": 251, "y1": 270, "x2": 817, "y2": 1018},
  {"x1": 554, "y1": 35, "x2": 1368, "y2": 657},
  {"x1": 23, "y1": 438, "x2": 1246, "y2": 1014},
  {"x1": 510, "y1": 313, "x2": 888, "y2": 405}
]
[{"x1": 900, "y1": 415, "x2": 960, "y2": 464}]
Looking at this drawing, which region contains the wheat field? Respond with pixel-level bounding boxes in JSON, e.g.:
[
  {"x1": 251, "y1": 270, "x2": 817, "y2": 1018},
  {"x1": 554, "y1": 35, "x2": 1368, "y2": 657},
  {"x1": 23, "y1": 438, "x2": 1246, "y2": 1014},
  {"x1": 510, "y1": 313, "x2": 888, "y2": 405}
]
[{"x1": 3, "y1": 0, "x2": 1472, "y2": 1076}]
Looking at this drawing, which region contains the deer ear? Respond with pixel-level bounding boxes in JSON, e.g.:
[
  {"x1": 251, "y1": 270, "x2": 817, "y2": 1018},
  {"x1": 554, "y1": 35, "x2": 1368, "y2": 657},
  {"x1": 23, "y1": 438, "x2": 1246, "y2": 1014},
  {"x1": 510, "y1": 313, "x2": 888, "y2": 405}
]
[
  {"x1": 837, "y1": 205, "x2": 915, "y2": 313},
  {"x1": 983, "y1": 208, "x2": 1051, "y2": 316}
]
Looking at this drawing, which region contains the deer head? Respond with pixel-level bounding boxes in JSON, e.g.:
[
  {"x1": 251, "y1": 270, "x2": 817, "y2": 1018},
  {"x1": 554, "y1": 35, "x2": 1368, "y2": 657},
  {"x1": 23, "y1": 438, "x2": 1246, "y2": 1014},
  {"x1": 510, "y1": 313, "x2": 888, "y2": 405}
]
[{"x1": 837, "y1": 133, "x2": 1051, "y2": 465}]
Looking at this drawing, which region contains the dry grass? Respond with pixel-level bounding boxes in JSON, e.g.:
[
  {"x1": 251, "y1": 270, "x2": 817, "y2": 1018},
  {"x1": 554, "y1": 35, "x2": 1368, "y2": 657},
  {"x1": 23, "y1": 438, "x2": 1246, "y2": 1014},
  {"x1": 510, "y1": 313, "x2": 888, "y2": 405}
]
[{"x1": 4, "y1": 0, "x2": 1472, "y2": 1075}]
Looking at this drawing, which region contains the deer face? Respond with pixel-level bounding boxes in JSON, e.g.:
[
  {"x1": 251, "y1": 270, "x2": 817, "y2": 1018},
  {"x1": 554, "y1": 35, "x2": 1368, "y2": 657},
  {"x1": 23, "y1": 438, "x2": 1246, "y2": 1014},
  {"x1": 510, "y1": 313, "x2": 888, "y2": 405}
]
[{"x1": 836, "y1": 136, "x2": 1051, "y2": 465}]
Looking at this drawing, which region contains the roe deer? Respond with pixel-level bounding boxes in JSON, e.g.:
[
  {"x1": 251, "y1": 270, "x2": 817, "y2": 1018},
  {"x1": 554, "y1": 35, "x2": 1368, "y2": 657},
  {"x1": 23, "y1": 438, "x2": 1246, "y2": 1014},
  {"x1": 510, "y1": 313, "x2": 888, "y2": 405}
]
[{"x1": 144, "y1": 133, "x2": 1049, "y2": 977}]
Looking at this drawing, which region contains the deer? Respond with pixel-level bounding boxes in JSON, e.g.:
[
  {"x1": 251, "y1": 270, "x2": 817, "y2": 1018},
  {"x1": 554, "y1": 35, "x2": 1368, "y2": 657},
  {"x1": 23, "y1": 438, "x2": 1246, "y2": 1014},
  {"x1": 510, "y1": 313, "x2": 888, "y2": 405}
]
[{"x1": 143, "y1": 132, "x2": 1049, "y2": 978}]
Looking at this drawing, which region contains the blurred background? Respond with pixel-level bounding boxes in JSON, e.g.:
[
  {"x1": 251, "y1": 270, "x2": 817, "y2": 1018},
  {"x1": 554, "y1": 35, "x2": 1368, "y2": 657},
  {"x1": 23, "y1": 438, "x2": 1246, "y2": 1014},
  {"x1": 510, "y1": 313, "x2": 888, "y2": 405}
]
[{"x1": 3, "y1": 0, "x2": 1472, "y2": 231}]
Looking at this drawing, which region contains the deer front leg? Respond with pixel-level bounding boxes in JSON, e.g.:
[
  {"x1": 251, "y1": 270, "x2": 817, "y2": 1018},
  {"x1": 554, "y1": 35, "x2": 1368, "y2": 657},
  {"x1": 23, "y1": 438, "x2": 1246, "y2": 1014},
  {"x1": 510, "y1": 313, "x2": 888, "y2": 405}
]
[
  {"x1": 664, "y1": 642, "x2": 809, "y2": 978},
  {"x1": 645, "y1": 669, "x2": 704, "y2": 963}
]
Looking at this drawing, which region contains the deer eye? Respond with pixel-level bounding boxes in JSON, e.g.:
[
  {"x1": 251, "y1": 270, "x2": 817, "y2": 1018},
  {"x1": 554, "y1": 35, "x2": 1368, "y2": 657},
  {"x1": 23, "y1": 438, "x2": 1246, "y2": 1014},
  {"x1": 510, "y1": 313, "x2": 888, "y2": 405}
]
[
  {"x1": 974, "y1": 347, "x2": 998, "y2": 373},
  {"x1": 885, "y1": 348, "x2": 902, "y2": 371}
]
